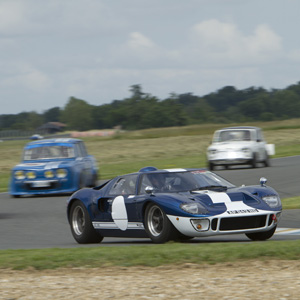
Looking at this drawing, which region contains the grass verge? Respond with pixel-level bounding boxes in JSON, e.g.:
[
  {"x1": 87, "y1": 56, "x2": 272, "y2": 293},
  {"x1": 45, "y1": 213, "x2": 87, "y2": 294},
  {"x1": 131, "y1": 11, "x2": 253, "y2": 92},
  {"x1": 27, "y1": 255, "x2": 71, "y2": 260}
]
[{"x1": 0, "y1": 240, "x2": 299, "y2": 270}]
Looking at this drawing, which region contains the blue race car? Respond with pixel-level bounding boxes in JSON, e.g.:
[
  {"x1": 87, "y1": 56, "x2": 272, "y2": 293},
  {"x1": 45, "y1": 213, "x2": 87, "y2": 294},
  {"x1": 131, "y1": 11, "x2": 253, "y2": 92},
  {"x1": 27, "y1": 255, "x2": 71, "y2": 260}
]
[
  {"x1": 67, "y1": 167, "x2": 282, "y2": 244},
  {"x1": 10, "y1": 138, "x2": 98, "y2": 197}
]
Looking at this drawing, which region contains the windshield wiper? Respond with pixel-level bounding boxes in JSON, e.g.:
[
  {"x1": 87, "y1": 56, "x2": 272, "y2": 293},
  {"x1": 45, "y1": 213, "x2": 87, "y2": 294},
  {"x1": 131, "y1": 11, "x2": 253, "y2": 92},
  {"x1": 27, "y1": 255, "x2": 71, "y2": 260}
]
[{"x1": 191, "y1": 185, "x2": 228, "y2": 192}]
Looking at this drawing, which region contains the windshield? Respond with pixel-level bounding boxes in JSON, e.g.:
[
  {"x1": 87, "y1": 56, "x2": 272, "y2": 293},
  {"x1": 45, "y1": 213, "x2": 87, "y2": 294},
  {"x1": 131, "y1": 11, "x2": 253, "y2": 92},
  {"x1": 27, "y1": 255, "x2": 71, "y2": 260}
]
[
  {"x1": 215, "y1": 130, "x2": 252, "y2": 142},
  {"x1": 139, "y1": 170, "x2": 235, "y2": 194},
  {"x1": 23, "y1": 144, "x2": 75, "y2": 160}
]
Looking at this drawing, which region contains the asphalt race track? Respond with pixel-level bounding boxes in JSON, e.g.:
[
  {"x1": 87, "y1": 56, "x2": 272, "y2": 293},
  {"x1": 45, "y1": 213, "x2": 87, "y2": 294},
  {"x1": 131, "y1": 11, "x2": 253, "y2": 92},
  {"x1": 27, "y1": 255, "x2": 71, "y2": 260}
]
[{"x1": 0, "y1": 156, "x2": 299, "y2": 250}]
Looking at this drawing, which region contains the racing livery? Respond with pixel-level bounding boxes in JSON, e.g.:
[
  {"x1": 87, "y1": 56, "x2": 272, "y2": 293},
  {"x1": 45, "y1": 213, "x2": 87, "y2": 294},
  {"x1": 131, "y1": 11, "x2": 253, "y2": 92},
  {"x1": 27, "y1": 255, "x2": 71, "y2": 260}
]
[
  {"x1": 67, "y1": 167, "x2": 282, "y2": 244},
  {"x1": 10, "y1": 138, "x2": 98, "y2": 197}
]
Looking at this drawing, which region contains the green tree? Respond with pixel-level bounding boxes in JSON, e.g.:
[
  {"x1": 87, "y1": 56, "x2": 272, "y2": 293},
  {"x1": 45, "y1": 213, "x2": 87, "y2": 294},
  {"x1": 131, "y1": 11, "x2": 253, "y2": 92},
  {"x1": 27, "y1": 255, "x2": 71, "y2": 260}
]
[
  {"x1": 61, "y1": 97, "x2": 94, "y2": 130},
  {"x1": 43, "y1": 107, "x2": 61, "y2": 123}
]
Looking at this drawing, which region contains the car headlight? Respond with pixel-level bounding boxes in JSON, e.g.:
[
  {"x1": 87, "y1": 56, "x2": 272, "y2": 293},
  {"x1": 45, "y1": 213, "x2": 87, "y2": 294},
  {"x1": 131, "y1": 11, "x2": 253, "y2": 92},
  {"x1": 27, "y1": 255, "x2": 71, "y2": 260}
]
[
  {"x1": 14, "y1": 170, "x2": 25, "y2": 180},
  {"x1": 242, "y1": 148, "x2": 251, "y2": 154},
  {"x1": 56, "y1": 168, "x2": 67, "y2": 178},
  {"x1": 180, "y1": 202, "x2": 209, "y2": 215},
  {"x1": 208, "y1": 149, "x2": 217, "y2": 155},
  {"x1": 26, "y1": 171, "x2": 36, "y2": 179},
  {"x1": 44, "y1": 170, "x2": 54, "y2": 178},
  {"x1": 262, "y1": 195, "x2": 280, "y2": 208}
]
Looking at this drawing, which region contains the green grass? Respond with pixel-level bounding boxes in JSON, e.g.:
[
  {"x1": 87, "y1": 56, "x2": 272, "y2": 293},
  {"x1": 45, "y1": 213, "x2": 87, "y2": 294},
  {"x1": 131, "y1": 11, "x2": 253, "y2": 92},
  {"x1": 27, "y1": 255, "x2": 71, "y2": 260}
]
[
  {"x1": 282, "y1": 196, "x2": 300, "y2": 209},
  {"x1": 0, "y1": 240, "x2": 299, "y2": 270}
]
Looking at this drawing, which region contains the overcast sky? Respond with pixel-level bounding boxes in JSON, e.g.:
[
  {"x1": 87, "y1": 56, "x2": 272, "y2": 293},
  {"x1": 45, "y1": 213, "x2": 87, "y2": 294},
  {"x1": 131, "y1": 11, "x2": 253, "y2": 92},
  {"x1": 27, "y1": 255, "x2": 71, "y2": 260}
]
[{"x1": 1, "y1": 0, "x2": 299, "y2": 114}]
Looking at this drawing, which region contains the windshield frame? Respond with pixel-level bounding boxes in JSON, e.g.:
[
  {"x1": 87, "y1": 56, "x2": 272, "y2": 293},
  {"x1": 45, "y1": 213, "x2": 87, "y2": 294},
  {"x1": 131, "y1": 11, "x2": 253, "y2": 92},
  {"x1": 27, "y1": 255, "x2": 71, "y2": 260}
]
[
  {"x1": 138, "y1": 170, "x2": 235, "y2": 194},
  {"x1": 214, "y1": 129, "x2": 253, "y2": 142},
  {"x1": 23, "y1": 143, "x2": 75, "y2": 161}
]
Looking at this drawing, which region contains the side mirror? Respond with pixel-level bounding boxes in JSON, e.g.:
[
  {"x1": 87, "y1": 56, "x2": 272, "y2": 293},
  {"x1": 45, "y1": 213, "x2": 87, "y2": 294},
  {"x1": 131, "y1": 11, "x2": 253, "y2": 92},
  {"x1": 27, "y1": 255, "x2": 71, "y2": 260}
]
[
  {"x1": 260, "y1": 177, "x2": 267, "y2": 187},
  {"x1": 145, "y1": 186, "x2": 154, "y2": 195}
]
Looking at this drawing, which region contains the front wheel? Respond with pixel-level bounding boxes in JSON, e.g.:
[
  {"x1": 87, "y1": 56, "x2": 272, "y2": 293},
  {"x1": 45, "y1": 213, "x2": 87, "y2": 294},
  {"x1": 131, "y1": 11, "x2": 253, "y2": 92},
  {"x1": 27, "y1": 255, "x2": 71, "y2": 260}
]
[
  {"x1": 69, "y1": 200, "x2": 103, "y2": 244},
  {"x1": 251, "y1": 153, "x2": 257, "y2": 168},
  {"x1": 144, "y1": 203, "x2": 176, "y2": 243},
  {"x1": 245, "y1": 226, "x2": 276, "y2": 241},
  {"x1": 208, "y1": 162, "x2": 214, "y2": 171}
]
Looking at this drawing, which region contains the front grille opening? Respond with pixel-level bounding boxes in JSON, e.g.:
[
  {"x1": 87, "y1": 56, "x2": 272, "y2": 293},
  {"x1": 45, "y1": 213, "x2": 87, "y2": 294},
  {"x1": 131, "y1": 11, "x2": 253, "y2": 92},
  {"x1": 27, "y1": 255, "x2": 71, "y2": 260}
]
[
  {"x1": 211, "y1": 218, "x2": 218, "y2": 231},
  {"x1": 219, "y1": 215, "x2": 267, "y2": 231},
  {"x1": 25, "y1": 182, "x2": 59, "y2": 191},
  {"x1": 268, "y1": 214, "x2": 274, "y2": 226}
]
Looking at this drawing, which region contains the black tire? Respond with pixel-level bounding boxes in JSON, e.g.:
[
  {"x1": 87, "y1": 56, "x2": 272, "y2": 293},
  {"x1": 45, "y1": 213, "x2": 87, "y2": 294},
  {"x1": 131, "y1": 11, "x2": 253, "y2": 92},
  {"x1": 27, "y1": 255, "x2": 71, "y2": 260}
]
[
  {"x1": 144, "y1": 203, "x2": 177, "y2": 243},
  {"x1": 90, "y1": 173, "x2": 98, "y2": 187},
  {"x1": 245, "y1": 226, "x2": 277, "y2": 241},
  {"x1": 251, "y1": 153, "x2": 257, "y2": 168},
  {"x1": 208, "y1": 162, "x2": 214, "y2": 171},
  {"x1": 263, "y1": 152, "x2": 270, "y2": 167},
  {"x1": 69, "y1": 200, "x2": 103, "y2": 244}
]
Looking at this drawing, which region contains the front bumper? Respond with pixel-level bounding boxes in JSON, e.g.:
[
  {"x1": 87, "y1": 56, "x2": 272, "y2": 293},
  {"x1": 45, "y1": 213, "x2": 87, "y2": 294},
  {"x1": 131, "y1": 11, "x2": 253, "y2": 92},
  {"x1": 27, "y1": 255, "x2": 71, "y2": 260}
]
[
  {"x1": 208, "y1": 151, "x2": 252, "y2": 165},
  {"x1": 10, "y1": 178, "x2": 77, "y2": 196},
  {"x1": 167, "y1": 210, "x2": 281, "y2": 237}
]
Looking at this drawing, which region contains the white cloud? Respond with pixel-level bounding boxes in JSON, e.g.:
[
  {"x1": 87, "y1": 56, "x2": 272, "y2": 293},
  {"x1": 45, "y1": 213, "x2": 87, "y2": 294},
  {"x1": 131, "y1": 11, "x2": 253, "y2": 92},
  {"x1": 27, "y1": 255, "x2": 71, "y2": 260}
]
[
  {"x1": 1, "y1": 62, "x2": 52, "y2": 92},
  {"x1": 0, "y1": 1, "x2": 28, "y2": 35},
  {"x1": 188, "y1": 20, "x2": 282, "y2": 65},
  {"x1": 127, "y1": 32, "x2": 156, "y2": 50}
]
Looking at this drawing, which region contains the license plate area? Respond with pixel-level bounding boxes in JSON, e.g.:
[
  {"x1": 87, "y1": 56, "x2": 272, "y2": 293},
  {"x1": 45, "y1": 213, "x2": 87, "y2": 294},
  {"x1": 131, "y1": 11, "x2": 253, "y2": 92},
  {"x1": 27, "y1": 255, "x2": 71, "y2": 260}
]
[{"x1": 31, "y1": 181, "x2": 51, "y2": 188}]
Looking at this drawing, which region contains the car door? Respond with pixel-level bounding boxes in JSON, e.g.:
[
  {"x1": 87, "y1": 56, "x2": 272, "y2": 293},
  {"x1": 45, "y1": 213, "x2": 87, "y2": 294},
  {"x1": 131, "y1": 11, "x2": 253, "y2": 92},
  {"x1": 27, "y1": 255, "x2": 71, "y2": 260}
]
[{"x1": 96, "y1": 174, "x2": 140, "y2": 230}]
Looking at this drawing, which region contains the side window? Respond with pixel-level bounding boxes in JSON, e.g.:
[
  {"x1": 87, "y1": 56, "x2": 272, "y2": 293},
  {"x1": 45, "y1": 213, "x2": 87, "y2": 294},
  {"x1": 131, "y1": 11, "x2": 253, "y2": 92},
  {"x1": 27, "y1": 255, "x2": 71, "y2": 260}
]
[
  {"x1": 256, "y1": 129, "x2": 263, "y2": 142},
  {"x1": 79, "y1": 142, "x2": 88, "y2": 156},
  {"x1": 74, "y1": 142, "x2": 87, "y2": 157},
  {"x1": 76, "y1": 142, "x2": 87, "y2": 157},
  {"x1": 139, "y1": 174, "x2": 153, "y2": 194},
  {"x1": 108, "y1": 175, "x2": 138, "y2": 195}
]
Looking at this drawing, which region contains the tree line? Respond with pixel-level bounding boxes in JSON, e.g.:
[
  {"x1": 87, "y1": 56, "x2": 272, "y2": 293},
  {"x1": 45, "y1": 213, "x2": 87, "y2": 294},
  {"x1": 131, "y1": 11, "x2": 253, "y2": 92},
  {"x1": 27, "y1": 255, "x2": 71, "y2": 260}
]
[{"x1": 1, "y1": 82, "x2": 300, "y2": 132}]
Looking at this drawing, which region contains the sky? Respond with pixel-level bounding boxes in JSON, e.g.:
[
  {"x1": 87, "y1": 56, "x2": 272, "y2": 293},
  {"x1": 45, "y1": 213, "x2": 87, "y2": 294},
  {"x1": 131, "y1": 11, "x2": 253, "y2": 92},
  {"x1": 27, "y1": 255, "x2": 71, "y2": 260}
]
[{"x1": 1, "y1": 0, "x2": 300, "y2": 115}]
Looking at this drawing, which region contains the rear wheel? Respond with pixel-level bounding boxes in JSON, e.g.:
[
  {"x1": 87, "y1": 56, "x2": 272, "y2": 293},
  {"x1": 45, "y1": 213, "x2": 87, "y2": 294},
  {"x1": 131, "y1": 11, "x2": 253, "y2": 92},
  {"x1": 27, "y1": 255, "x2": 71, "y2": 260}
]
[
  {"x1": 245, "y1": 226, "x2": 276, "y2": 241},
  {"x1": 263, "y1": 151, "x2": 270, "y2": 167},
  {"x1": 69, "y1": 200, "x2": 103, "y2": 244},
  {"x1": 144, "y1": 203, "x2": 177, "y2": 243}
]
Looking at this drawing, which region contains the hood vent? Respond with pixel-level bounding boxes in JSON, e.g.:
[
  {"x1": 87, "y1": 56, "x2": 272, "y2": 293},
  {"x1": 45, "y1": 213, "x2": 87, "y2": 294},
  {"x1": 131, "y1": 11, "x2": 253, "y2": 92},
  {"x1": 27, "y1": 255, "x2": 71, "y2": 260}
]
[{"x1": 229, "y1": 192, "x2": 259, "y2": 204}]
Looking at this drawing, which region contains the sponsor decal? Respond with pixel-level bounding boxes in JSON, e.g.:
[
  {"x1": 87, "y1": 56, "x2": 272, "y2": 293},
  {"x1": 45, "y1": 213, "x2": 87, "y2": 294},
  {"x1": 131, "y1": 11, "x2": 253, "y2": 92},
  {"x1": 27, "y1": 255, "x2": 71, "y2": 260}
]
[
  {"x1": 111, "y1": 196, "x2": 128, "y2": 230},
  {"x1": 227, "y1": 208, "x2": 259, "y2": 214},
  {"x1": 191, "y1": 170, "x2": 206, "y2": 174}
]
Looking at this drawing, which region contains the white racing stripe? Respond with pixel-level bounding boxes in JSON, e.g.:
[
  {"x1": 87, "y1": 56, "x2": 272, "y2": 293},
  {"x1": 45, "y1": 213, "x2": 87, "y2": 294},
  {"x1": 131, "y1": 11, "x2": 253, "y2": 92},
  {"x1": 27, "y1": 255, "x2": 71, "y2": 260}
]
[
  {"x1": 196, "y1": 191, "x2": 258, "y2": 212},
  {"x1": 206, "y1": 191, "x2": 231, "y2": 203}
]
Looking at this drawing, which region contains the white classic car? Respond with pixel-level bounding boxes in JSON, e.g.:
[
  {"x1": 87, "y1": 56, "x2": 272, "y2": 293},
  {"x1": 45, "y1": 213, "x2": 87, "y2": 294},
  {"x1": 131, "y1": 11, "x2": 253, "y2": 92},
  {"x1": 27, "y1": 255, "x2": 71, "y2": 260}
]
[{"x1": 207, "y1": 126, "x2": 275, "y2": 170}]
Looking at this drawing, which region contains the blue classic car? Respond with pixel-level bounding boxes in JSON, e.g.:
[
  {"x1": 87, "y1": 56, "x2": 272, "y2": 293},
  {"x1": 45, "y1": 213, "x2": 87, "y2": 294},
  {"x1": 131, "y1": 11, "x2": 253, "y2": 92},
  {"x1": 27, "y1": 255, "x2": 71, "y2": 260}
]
[
  {"x1": 10, "y1": 138, "x2": 98, "y2": 197},
  {"x1": 67, "y1": 167, "x2": 282, "y2": 244}
]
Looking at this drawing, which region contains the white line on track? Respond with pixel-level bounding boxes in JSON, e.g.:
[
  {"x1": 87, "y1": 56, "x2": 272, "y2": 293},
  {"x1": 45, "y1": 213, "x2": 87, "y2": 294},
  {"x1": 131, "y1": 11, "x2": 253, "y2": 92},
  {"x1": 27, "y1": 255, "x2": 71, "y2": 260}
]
[{"x1": 275, "y1": 228, "x2": 300, "y2": 235}]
